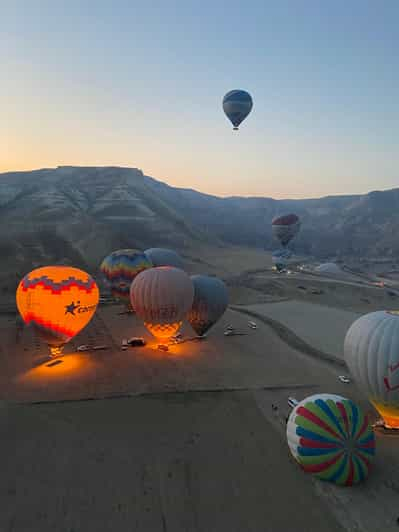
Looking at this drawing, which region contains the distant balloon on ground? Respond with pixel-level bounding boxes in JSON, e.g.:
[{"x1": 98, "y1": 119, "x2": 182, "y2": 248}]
[
  {"x1": 188, "y1": 275, "x2": 228, "y2": 336},
  {"x1": 223, "y1": 90, "x2": 253, "y2": 130},
  {"x1": 130, "y1": 267, "x2": 194, "y2": 340},
  {"x1": 286, "y1": 394, "x2": 375, "y2": 486},
  {"x1": 315, "y1": 263, "x2": 344, "y2": 277},
  {"x1": 100, "y1": 249, "x2": 152, "y2": 306},
  {"x1": 272, "y1": 248, "x2": 292, "y2": 272},
  {"x1": 344, "y1": 311, "x2": 399, "y2": 429},
  {"x1": 272, "y1": 258, "x2": 286, "y2": 272},
  {"x1": 272, "y1": 214, "x2": 301, "y2": 247},
  {"x1": 16, "y1": 266, "x2": 99, "y2": 357},
  {"x1": 144, "y1": 248, "x2": 184, "y2": 270}
]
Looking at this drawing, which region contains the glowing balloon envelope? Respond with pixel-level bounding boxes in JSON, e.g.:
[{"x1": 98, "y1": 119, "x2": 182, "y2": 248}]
[
  {"x1": 287, "y1": 394, "x2": 375, "y2": 486},
  {"x1": 344, "y1": 310, "x2": 399, "y2": 429},
  {"x1": 130, "y1": 267, "x2": 194, "y2": 340},
  {"x1": 223, "y1": 90, "x2": 253, "y2": 130},
  {"x1": 100, "y1": 249, "x2": 152, "y2": 306},
  {"x1": 188, "y1": 275, "x2": 228, "y2": 336},
  {"x1": 16, "y1": 266, "x2": 99, "y2": 356},
  {"x1": 272, "y1": 214, "x2": 300, "y2": 248},
  {"x1": 144, "y1": 248, "x2": 184, "y2": 270}
]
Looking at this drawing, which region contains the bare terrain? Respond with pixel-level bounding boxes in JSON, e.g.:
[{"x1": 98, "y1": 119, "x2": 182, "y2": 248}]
[{"x1": 2, "y1": 244, "x2": 399, "y2": 531}]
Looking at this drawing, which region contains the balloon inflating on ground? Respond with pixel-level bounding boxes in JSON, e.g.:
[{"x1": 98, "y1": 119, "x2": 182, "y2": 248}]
[
  {"x1": 130, "y1": 267, "x2": 194, "y2": 341},
  {"x1": 16, "y1": 266, "x2": 99, "y2": 357},
  {"x1": 345, "y1": 310, "x2": 399, "y2": 429}
]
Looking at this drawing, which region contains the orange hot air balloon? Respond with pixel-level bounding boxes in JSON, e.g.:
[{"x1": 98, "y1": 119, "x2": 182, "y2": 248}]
[{"x1": 16, "y1": 266, "x2": 99, "y2": 357}]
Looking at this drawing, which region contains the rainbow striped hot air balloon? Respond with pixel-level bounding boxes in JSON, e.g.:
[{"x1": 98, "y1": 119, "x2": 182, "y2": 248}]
[
  {"x1": 286, "y1": 394, "x2": 375, "y2": 486},
  {"x1": 16, "y1": 266, "x2": 99, "y2": 357},
  {"x1": 100, "y1": 249, "x2": 153, "y2": 307}
]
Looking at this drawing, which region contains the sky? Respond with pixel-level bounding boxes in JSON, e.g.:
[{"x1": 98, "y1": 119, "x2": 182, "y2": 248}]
[{"x1": 2, "y1": 0, "x2": 399, "y2": 198}]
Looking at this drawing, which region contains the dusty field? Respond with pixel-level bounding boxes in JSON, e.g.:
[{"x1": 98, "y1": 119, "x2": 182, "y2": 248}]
[
  {"x1": 3, "y1": 245, "x2": 399, "y2": 531},
  {"x1": 2, "y1": 393, "x2": 346, "y2": 532},
  {"x1": 242, "y1": 300, "x2": 360, "y2": 360}
]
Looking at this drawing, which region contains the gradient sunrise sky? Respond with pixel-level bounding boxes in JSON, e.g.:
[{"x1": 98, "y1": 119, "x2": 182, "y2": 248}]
[{"x1": 3, "y1": 1, "x2": 399, "y2": 198}]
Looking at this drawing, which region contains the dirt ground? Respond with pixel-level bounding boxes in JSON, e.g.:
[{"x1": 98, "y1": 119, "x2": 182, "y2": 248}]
[{"x1": 3, "y1": 245, "x2": 399, "y2": 531}]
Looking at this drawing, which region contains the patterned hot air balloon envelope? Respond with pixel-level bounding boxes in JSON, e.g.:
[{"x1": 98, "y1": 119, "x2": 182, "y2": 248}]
[
  {"x1": 272, "y1": 214, "x2": 301, "y2": 247},
  {"x1": 130, "y1": 266, "x2": 194, "y2": 340},
  {"x1": 286, "y1": 394, "x2": 375, "y2": 486},
  {"x1": 100, "y1": 249, "x2": 152, "y2": 305},
  {"x1": 16, "y1": 266, "x2": 99, "y2": 356}
]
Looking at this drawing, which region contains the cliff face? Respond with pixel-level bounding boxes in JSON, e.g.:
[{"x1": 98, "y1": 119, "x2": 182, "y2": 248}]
[
  {"x1": 0, "y1": 166, "x2": 210, "y2": 292},
  {"x1": 0, "y1": 165, "x2": 398, "y2": 295},
  {"x1": 142, "y1": 176, "x2": 399, "y2": 259}
]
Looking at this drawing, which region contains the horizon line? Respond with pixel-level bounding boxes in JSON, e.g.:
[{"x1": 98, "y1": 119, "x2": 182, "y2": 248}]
[{"x1": 0, "y1": 164, "x2": 397, "y2": 203}]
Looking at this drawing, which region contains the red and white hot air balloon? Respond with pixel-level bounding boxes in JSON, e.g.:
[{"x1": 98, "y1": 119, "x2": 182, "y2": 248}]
[{"x1": 272, "y1": 214, "x2": 301, "y2": 248}]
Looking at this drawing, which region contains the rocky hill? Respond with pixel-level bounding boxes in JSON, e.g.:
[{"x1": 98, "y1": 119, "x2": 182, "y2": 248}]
[
  {"x1": 0, "y1": 165, "x2": 398, "y2": 294},
  {"x1": 0, "y1": 166, "x2": 213, "y2": 293},
  {"x1": 143, "y1": 175, "x2": 399, "y2": 260}
]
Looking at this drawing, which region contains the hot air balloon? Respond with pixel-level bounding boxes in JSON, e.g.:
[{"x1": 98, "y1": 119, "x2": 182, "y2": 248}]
[
  {"x1": 223, "y1": 90, "x2": 253, "y2": 130},
  {"x1": 16, "y1": 266, "x2": 99, "y2": 357},
  {"x1": 287, "y1": 394, "x2": 375, "y2": 486},
  {"x1": 100, "y1": 249, "x2": 152, "y2": 307},
  {"x1": 344, "y1": 311, "x2": 399, "y2": 429},
  {"x1": 272, "y1": 214, "x2": 300, "y2": 248},
  {"x1": 130, "y1": 267, "x2": 194, "y2": 341},
  {"x1": 188, "y1": 275, "x2": 228, "y2": 337},
  {"x1": 144, "y1": 248, "x2": 184, "y2": 270},
  {"x1": 272, "y1": 248, "x2": 292, "y2": 272},
  {"x1": 272, "y1": 257, "x2": 286, "y2": 272}
]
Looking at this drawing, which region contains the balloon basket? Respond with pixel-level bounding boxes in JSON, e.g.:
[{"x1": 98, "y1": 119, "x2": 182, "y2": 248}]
[
  {"x1": 49, "y1": 345, "x2": 64, "y2": 358},
  {"x1": 372, "y1": 419, "x2": 399, "y2": 436},
  {"x1": 168, "y1": 334, "x2": 207, "y2": 346},
  {"x1": 157, "y1": 344, "x2": 169, "y2": 352}
]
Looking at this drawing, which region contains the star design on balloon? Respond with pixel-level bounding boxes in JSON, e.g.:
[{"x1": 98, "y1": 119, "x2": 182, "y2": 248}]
[{"x1": 65, "y1": 301, "x2": 80, "y2": 316}]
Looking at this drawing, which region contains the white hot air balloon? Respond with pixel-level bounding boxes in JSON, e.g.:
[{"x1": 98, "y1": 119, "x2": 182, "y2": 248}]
[
  {"x1": 344, "y1": 310, "x2": 399, "y2": 429},
  {"x1": 130, "y1": 266, "x2": 194, "y2": 340}
]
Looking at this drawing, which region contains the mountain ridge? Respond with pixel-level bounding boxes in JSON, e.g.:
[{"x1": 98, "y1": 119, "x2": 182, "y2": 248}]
[{"x1": 0, "y1": 166, "x2": 398, "y2": 296}]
